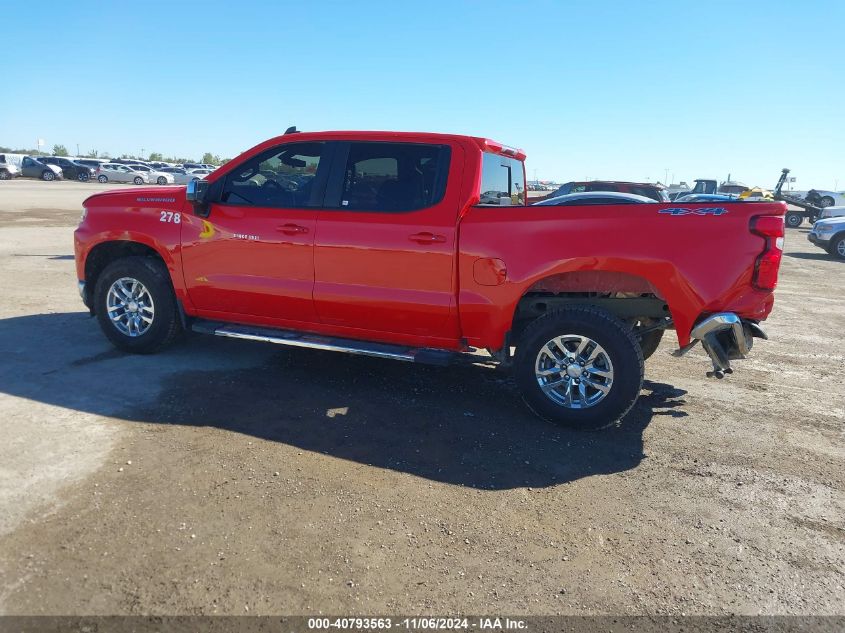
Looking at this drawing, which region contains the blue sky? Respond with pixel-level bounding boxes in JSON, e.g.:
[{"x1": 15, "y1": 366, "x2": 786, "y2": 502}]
[{"x1": 2, "y1": 0, "x2": 843, "y2": 189}]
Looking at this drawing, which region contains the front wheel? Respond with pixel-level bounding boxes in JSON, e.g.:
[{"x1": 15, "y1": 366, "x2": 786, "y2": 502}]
[
  {"x1": 42, "y1": 170, "x2": 55, "y2": 181},
  {"x1": 156, "y1": 176, "x2": 167, "y2": 185},
  {"x1": 133, "y1": 176, "x2": 144, "y2": 185},
  {"x1": 97, "y1": 175, "x2": 108, "y2": 183},
  {"x1": 93, "y1": 256, "x2": 183, "y2": 354},
  {"x1": 514, "y1": 306, "x2": 644, "y2": 429},
  {"x1": 831, "y1": 235, "x2": 845, "y2": 260},
  {"x1": 77, "y1": 171, "x2": 90, "y2": 182},
  {"x1": 785, "y1": 211, "x2": 804, "y2": 228}
]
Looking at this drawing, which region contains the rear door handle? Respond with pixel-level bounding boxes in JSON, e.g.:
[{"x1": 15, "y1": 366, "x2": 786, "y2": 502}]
[
  {"x1": 278, "y1": 223, "x2": 309, "y2": 235},
  {"x1": 409, "y1": 232, "x2": 446, "y2": 244}
]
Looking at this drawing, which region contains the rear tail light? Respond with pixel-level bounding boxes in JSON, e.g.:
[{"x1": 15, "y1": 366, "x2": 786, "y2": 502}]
[{"x1": 750, "y1": 215, "x2": 785, "y2": 290}]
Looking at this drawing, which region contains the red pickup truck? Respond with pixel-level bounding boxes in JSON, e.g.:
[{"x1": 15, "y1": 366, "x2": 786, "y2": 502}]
[{"x1": 74, "y1": 130, "x2": 785, "y2": 429}]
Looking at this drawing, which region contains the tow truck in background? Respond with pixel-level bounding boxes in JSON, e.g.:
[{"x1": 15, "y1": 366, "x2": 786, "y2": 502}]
[{"x1": 774, "y1": 169, "x2": 825, "y2": 228}]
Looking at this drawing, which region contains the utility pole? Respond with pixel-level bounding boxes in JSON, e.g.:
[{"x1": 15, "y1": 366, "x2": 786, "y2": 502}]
[
  {"x1": 76, "y1": 143, "x2": 80, "y2": 157},
  {"x1": 664, "y1": 169, "x2": 669, "y2": 185}
]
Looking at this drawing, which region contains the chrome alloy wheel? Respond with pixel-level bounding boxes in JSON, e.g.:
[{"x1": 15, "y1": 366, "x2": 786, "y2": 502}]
[
  {"x1": 534, "y1": 334, "x2": 614, "y2": 409},
  {"x1": 106, "y1": 277, "x2": 155, "y2": 337},
  {"x1": 837, "y1": 239, "x2": 845, "y2": 258}
]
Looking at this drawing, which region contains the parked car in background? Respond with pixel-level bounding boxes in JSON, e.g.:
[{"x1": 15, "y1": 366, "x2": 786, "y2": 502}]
[
  {"x1": 532, "y1": 192, "x2": 653, "y2": 206},
  {"x1": 807, "y1": 217, "x2": 845, "y2": 260},
  {"x1": 674, "y1": 193, "x2": 740, "y2": 203},
  {"x1": 181, "y1": 162, "x2": 204, "y2": 170},
  {"x1": 75, "y1": 158, "x2": 109, "y2": 171},
  {"x1": 96, "y1": 163, "x2": 149, "y2": 184},
  {"x1": 40, "y1": 156, "x2": 95, "y2": 182},
  {"x1": 538, "y1": 181, "x2": 670, "y2": 203},
  {"x1": 20, "y1": 156, "x2": 63, "y2": 181},
  {"x1": 155, "y1": 167, "x2": 197, "y2": 185},
  {"x1": 111, "y1": 158, "x2": 149, "y2": 166},
  {"x1": 805, "y1": 189, "x2": 845, "y2": 208},
  {"x1": 0, "y1": 154, "x2": 21, "y2": 180},
  {"x1": 819, "y1": 206, "x2": 845, "y2": 220},
  {"x1": 718, "y1": 180, "x2": 748, "y2": 196},
  {"x1": 156, "y1": 167, "x2": 212, "y2": 184},
  {"x1": 124, "y1": 164, "x2": 175, "y2": 185}
]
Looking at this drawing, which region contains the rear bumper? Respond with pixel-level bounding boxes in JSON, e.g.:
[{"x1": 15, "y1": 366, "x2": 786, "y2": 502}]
[{"x1": 676, "y1": 312, "x2": 764, "y2": 378}]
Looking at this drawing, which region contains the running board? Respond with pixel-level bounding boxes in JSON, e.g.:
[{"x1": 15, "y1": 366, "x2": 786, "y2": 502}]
[{"x1": 191, "y1": 320, "x2": 472, "y2": 366}]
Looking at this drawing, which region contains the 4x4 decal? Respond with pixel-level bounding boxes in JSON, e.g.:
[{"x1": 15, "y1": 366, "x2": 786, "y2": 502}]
[{"x1": 659, "y1": 207, "x2": 729, "y2": 216}]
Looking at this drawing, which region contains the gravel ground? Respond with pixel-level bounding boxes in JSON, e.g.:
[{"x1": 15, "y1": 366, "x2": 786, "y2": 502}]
[{"x1": 0, "y1": 180, "x2": 842, "y2": 616}]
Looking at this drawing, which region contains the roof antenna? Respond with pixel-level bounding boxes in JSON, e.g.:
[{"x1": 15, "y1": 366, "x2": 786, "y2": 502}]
[{"x1": 284, "y1": 126, "x2": 299, "y2": 135}]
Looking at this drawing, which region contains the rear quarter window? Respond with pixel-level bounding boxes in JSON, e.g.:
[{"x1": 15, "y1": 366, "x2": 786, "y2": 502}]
[{"x1": 479, "y1": 153, "x2": 525, "y2": 206}]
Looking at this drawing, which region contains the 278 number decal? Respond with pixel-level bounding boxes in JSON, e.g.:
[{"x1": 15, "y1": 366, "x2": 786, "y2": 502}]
[{"x1": 159, "y1": 211, "x2": 181, "y2": 224}]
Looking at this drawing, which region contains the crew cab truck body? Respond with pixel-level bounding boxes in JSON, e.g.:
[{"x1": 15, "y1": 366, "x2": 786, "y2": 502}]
[{"x1": 74, "y1": 130, "x2": 785, "y2": 428}]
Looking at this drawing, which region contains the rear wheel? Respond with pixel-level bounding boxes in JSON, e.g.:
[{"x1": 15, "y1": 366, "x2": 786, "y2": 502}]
[
  {"x1": 156, "y1": 176, "x2": 167, "y2": 185},
  {"x1": 820, "y1": 196, "x2": 835, "y2": 208},
  {"x1": 0, "y1": 169, "x2": 11, "y2": 180},
  {"x1": 94, "y1": 256, "x2": 183, "y2": 354},
  {"x1": 42, "y1": 170, "x2": 55, "y2": 181},
  {"x1": 97, "y1": 174, "x2": 108, "y2": 183},
  {"x1": 785, "y1": 211, "x2": 804, "y2": 228},
  {"x1": 514, "y1": 306, "x2": 644, "y2": 429},
  {"x1": 77, "y1": 171, "x2": 90, "y2": 182}
]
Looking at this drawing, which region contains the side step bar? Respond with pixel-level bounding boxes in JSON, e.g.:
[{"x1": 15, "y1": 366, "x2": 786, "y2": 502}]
[{"x1": 190, "y1": 320, "x2": 487, "y2": 367}]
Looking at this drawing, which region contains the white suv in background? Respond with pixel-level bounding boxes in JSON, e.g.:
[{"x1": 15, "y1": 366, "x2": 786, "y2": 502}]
[{"x1": 0, "y1": 154, "x2": 21, "y2": 180}]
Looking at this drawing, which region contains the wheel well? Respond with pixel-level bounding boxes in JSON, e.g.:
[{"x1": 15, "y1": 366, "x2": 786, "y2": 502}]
[
  {"x1": 511, "y1": 272, "x2": 671, "y2": 344},
  {"x1": 84, "y1": 241, "x2": 165, "y2": 312}
]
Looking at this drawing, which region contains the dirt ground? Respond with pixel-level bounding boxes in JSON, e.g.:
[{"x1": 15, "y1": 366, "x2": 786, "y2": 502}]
[{"x1": 0, "y1": 180, "x2": 842, "y2": 616}]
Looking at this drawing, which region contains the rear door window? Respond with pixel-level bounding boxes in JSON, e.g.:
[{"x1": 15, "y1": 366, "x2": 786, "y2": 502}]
[
  {"x1": 336, "y1": 142, "x2": 451, "y2": 212},
  {"x1": 479, "y1": 153, "x2": 525, "y2": 205}
]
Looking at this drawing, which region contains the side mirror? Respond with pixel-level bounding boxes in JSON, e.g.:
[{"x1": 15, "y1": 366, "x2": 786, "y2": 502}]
[
  {"x1": 186, "y1": 179, "x2": 211, "y2": 217},
  {"x1": 185, "y1": 178, "x2": 208, "y2": 202}
]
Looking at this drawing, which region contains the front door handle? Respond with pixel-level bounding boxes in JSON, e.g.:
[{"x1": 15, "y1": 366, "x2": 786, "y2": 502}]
[
  {"x1": 409, "y1": 232, "x2": 446, "y2": 244},
  {"x1": 278, "y1": 223, "x2": 309, "y2": 235}
]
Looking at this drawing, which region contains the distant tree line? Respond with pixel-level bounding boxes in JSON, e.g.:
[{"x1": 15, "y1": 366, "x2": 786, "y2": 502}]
[{"x1": 0, "y1": 144, "x2": 230, "y2": 165}]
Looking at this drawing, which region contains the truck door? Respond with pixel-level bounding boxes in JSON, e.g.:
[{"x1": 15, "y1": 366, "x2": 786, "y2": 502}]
[
  {"x1": 180, "y1": 141, "x2": 329, "y2": 324},
  {"x1": 313, "y1": 140, "x2": 462, "y2": 339}
]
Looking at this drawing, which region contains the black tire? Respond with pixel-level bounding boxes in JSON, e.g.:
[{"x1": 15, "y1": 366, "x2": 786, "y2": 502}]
[
  {"x1": 820, "y1": 196, "x2": 835, "y2": 208},
  {"x1": 97, "y1": 175, "x2": 108, "y2": 183},
  {"x1": 133, "y1": 176, "x2": 144, "y2": 185},
  {"x1": 156, "y1": 176, "x2": 167, "y2": 185},
  {"x1": 785, "y1": 211, "x2": 803, "y2": 228},
  {"x1": 830, "y1": 235, "x2": 845, "y2": 261},
  {"x1": 42, "y1": 170, "x2": 55, "y2": 181},
  {"x1": 638, "y1": 328, "x2": 664, "y2": 360},
  {"x1": 0, "y1": 169, "x2": 11, "y2": 180},
  {"x1": 514, "y1": 306, "x2": 644, "y2": 430},
  {"x1": 94, "y1": 256, "x2": 183, "y2": 354},
  {"x1": 77, "y1": 171, "x2": 90, "y2": 182}
]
